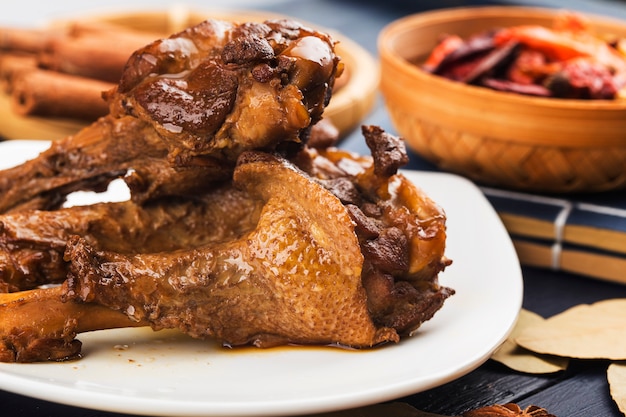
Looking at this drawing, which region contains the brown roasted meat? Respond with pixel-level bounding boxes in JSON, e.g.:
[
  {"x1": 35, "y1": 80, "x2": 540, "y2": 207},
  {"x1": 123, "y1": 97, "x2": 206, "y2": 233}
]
[
  {"x1": 61, "y1": 132, "x2": 451, "y2": 350},
  {"x1": 0, "y1": 123, "x2": 340, "y2": 294},
  {"x1": 0, "y1": 16, "x2": 453, "y2": 363},
  {"x1": 0, "y1": 18, "x2": 340, "y2": 213},
  {"x1": 0, "y1": 185, "x2": 261, "y2": 293},
  {"x1": 0, "y1": 126, "x2": 452, "y2": 362},
  {"x1": 0, "y1": 286, "x2": 146, "y2": 362}
]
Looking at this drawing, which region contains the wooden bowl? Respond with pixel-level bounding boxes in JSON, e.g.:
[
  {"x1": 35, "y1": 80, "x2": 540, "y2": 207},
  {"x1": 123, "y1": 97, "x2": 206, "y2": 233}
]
[
  {"x1": 1, "y1": 7, "x2": 378, "y2": 141},
  {"x1": 378, "y1": 6, "x2": 626, "y2": 193}
]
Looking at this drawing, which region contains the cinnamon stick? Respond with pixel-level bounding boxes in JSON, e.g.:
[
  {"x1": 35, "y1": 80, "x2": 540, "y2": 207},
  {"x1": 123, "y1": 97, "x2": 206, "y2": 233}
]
[
  {"x1": 2, "y1": 23, "x2": 158, "y2": 83},
  {"x1": 0, "y1": 27, "x2": 51, "y2": 53},
  {"x1": 0, "y1": 53, "x2": 37, "y2": 93},
  {"x1": 39, "y1": 28, "x2": 158, "y2": 83},
  {"x1": 11, "y1": 68, "x2": 114, "y2": 120},
  {"x1": 66, "y1": 20, "x2": 161, "y2": 42}
]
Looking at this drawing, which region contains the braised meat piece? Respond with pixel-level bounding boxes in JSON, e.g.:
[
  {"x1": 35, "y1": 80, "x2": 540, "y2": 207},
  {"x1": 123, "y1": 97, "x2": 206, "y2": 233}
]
[
  {"x1": 60, "y1": 132, "x2": 451, "y2": 353},
  {"x1": 0, "y1": 18, "x2": 340, "y2": 213},
  {"x1": 62, "y1": 152, "x2": 388, "y2": 349},
  {"x1": 0, "y1": 185, "x2": 261, "y2": 292},
  {"x1": 0, "y1": 16, "x2": 453, "y2": 363},
  {"x1": 0, "y1": 286, "x2": 146, "y2": 362},
  {"x1": 0, "y1": 126, "x2": 452, "y2": 362},
  {"x1": 300, "y1": 126, "x2": 451, "y2": 332},
  {"x1": 0, "y1": 115, "x2": 224, "y2": 213},
  {"x1": 109, "y1": 18, "x2": 339, "y2": 162}
]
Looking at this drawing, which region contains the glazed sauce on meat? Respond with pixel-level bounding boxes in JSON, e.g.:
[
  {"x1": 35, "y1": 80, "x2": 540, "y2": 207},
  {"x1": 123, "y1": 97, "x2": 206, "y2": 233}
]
[{"x1": 283, "y1": 36, "x2": 335, "y2": 87}]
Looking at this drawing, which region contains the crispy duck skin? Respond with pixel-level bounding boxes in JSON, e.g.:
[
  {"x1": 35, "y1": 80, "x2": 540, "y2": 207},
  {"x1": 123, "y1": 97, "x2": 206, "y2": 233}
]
[
  {"x1": 0, "y1": 18, "x2": 340, "y2": 213},
  {"x1": 0, "y1": 186, "x2": 262, "y2": 293}
]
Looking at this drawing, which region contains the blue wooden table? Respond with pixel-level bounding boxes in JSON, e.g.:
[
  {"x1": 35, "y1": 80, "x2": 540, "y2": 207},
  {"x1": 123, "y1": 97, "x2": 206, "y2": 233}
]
[{"x1": 3, "y1": 0, "x2": 626, "y2": 416}]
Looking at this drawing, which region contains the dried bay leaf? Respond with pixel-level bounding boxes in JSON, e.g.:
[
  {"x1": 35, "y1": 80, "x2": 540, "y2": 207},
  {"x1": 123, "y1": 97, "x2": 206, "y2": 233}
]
[
  {"x1": 608, "y1": 362, "x2": 626, "y2": 415},
  {"x1": 516, "y1": 299, "x2": 626, "y2": 360},
  {"x1": 491, "y1": 309, "x2": 568, "y2": 373}
]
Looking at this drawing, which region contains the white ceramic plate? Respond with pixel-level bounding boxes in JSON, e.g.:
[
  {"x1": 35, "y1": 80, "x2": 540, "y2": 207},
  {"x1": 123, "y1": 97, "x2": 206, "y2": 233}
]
[{"x1": 0, "y1": 140, "x2": 523, "y2": 417}]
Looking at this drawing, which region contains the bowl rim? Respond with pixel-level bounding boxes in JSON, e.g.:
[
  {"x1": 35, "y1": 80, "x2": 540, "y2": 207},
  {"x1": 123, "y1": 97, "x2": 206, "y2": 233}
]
[{"x1": 378, "y1": 5, "x2": 626, "y2": 112}]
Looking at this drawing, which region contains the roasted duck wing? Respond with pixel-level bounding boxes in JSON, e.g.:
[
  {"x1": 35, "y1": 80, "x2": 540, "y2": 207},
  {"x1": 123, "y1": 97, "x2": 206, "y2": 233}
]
[
  {"x1": 110, "y1": 19, "x2": 339, "y2": 161},
  {"x1": 61, "y1": 136, "x2": 451, "y2": 351},
  {"x1": 0, "y1": 18, "x2": 340, "y2": 213},
  {"x1": 0, "y1": 185, "x2": 261, "y2": 292},
  {"x1": 0, "y1": 286, "x2": 146, "y2": 362},
  {"x1": 64, "y1": 152, "x2": 387, "y2": 349}
]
